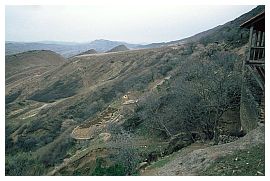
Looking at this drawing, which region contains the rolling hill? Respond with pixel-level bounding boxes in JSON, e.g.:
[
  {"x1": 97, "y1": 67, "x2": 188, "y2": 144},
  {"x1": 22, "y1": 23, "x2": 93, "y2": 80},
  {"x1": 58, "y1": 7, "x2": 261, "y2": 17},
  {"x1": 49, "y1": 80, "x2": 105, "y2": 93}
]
[
  {"x1": 106, "y1": 45, "x2": 129, "y2": 53},
  {"x1": 5, "y1": 5, "x2": 265, "y2": 176},
  {"x1": 5, "y1": 39, "x2": 141, "y2": 58},
  {"x1": 75, "y1": 49, "x2": 97, "y2": 56},
  {"x1": 5, "y1": 50, "x2": 65, "y2": 104},
  {"x1": 6, "y1": 50, "x2": 65, "y2": 84}
]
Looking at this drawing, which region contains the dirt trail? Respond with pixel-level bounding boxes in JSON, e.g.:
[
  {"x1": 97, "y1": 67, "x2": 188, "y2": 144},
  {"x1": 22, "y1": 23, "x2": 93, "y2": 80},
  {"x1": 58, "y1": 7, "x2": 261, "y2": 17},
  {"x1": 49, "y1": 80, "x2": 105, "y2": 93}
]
[
  {"x1": 148, "y1": 75, "x2": 171, "y2": 91},
  {"x1": 71, "y1": 91, "x2": 142, "y2": 140},
  {"x1": 141, "y1": 126, "x2": 265, "y2": 176},
  {"x1": 71, "y1": 107, "x2": 120, "y2": 140},
  {"x1": 71, "y1": 72, "x2": 172, "y2": 140}
]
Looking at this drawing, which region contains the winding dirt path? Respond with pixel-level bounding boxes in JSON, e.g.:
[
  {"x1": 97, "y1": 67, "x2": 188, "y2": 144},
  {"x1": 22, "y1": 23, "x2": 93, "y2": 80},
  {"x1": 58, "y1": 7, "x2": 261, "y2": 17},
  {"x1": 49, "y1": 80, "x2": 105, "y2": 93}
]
[{"x1": 70, "y1": 107, "x2": 120, "y2": 140}]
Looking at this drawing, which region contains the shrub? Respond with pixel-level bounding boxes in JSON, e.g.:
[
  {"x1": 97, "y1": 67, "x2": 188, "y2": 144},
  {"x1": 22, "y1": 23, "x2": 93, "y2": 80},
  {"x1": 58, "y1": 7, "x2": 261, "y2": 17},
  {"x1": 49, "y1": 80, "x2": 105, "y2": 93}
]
[
  {"x1": 92, "y1": 158, "x2": 126, "y2": 176},
  {"x1": 6, "y1": 90, "x2": 21, "y2": 104},
  {"x1": 6, "y1": 152, "x2": 45, "y2": 175},
  {"x1": 29, "y1": 77, "x2": 82, "y2": 102}
]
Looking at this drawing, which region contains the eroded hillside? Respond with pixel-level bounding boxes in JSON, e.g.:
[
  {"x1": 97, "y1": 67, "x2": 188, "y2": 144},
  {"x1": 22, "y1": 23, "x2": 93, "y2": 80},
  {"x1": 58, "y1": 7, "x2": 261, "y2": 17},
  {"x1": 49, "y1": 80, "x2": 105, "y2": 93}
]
[
  {"x1": 5, "y1": 6, "x2": 265, "y2": 176},
  {"x1": 5, "y1": 42, "x2": 246, "y2": 176}
]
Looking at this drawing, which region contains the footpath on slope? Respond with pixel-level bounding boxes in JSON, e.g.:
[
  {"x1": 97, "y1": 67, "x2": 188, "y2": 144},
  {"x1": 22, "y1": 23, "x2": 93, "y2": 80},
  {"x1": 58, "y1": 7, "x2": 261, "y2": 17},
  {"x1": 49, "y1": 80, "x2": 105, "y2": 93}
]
[
  {"x1": 141, "y1": 125, "x2": 265, "y2": 176},
  {"x1": 71, "y1": 72, "x2": 173, "y2": 141},
  {"x1": 71, "y1": 107, "x2": 120, "y2": 140}
]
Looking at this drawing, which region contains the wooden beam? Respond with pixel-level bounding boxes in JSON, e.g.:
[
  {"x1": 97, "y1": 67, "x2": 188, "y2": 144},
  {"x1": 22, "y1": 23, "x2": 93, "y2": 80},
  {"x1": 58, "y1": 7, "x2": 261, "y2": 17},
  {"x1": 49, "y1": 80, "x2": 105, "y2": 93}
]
[
  {"x1": 246, "y1": 57, "x2": 265, "y2": 64},
  {"x1": 247, "y1": 26, "x2": 254, "y2": 61},
  {"x1": 247, "y1": 65, "x2": 264, "y2": 91},
  {"x1": 261, "y1": 32, "x2": 265, "y2": 58},
  {"x1": 246, "y1": 61, "x2": 265, "y2": 65},
  {"x1": 256, "y1": 66, "x2": 265, "y2": 80},
  {"x1": 257, "y1": 31, "x2": 262, "y2": 60},
  {"x1": 251, "y1": 46, "x2": 265, "y2": 49},
  {"x1": 252, "y1": 30, "x2": 258, "y2": 60}
]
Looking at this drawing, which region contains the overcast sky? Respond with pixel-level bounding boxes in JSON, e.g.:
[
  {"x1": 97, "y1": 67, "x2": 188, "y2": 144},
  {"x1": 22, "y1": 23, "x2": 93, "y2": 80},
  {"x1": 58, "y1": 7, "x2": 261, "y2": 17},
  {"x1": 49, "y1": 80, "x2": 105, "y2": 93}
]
[{"x1": 5, "y1": 5, "x2": 257, "y2": 44}]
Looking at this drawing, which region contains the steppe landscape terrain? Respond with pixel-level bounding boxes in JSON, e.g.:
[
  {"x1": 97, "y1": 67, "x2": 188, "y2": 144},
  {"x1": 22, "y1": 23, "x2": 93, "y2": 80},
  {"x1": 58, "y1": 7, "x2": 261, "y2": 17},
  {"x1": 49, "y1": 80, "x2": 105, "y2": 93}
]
[{"x1": 5, "y1": 5, "x2": 265, "y2": 176}]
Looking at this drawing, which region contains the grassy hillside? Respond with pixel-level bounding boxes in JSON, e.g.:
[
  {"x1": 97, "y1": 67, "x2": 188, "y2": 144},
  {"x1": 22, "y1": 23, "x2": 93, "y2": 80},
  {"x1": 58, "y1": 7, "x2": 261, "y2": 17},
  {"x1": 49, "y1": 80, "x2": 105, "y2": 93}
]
[
  {"x1": 5, "y1": 50, "x2": 65, "y2": 104},
  {"x1": 5, "y1": 6, "x2": 264, "y2": 176},
  {"x1": 6, "y1": 50, "x2": 65, "y2": 78},
  {"x1": 5, "y1": 43, "x2": 245, "y2": 175}
]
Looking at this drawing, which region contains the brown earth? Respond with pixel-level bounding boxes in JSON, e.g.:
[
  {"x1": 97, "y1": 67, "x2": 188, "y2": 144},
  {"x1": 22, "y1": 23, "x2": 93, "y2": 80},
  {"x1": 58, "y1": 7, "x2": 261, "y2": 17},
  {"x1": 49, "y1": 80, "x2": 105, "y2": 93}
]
[{"x1": 141, "y1": 125, "x2": 264, "y2": 176}]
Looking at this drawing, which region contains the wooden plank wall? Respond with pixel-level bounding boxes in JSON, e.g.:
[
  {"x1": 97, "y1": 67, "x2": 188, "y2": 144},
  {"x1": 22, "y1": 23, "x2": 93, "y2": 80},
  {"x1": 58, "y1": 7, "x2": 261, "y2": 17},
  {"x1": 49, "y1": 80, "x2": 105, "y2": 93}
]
[{"x1": 248, "y1": 28, "x2": 265, "y2": 62}]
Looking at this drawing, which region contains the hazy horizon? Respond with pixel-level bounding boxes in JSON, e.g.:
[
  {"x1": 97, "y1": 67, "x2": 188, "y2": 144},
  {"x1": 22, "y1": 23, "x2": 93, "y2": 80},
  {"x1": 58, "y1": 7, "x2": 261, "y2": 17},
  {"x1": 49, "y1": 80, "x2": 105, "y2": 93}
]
[
  {"x1": 4, "y1": 39, "x2": 147, "y2": 45},
  {"x1": 6, "y1": 5, "x2": 257, "y2": 44}
]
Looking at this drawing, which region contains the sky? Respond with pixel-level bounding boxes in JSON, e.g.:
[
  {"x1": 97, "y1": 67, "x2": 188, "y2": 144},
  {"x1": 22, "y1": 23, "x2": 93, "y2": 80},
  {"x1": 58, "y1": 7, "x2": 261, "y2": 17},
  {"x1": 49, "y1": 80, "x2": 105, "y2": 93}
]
[{"x1": 5, "y1": 5, "x2": 257, "y2": 44}]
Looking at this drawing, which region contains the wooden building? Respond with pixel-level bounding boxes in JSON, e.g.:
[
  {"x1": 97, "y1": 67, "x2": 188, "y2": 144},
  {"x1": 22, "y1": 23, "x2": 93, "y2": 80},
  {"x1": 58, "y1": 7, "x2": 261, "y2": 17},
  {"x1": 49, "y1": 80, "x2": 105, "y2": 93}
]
[
  {"x1": 240, "y1": 11, "x2": 265, "y2": 133},
  {"x1": 240, "y1": 11, "x2": 265, "y2": 90}
]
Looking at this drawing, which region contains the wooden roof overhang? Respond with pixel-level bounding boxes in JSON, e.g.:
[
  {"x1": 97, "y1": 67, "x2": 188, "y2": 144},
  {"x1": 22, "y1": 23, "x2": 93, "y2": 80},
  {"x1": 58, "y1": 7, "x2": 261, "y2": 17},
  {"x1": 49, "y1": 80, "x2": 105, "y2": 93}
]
[{"x1": 240, "y1": 11, "x2": 265, "y2": 32}]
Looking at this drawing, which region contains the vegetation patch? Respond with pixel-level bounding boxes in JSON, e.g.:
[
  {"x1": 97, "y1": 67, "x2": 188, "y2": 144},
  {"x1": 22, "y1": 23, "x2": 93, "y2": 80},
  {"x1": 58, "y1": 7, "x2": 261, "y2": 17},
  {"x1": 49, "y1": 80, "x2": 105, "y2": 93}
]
[
  {"x1": 29, "y1": 77, "x2": 82, "y2": 102},
  {"x1": 202, "y1": 144, "x2": 265, "y2": 176},
  {"x1": 6, "y1": 90, "x2": 22, "y2": 104},
  {"x1": 92, "y1": 158, "x2": 126, "y2": 176}
]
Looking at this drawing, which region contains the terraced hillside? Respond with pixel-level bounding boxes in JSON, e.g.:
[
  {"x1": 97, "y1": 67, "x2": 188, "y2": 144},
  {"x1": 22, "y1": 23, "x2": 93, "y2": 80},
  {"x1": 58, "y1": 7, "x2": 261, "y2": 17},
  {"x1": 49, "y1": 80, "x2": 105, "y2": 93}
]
[{"x1": 5, "y1": 6, "x2": 265, "y2": 176}]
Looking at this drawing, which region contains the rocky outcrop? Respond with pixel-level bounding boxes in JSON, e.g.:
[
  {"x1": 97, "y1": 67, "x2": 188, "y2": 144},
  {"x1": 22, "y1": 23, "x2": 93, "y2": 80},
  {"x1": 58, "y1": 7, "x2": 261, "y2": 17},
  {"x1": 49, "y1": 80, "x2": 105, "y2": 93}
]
[{"x1": 137, "y1": 162, "x2": 149, "y2": 170}]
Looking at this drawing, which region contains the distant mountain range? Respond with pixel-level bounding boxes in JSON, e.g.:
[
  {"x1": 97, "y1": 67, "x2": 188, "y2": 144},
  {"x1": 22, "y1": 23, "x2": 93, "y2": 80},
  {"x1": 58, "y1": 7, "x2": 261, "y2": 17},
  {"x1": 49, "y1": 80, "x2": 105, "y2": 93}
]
[
  {"x1": 5, "y1": 39, "x2": 141, "y2": 58},
  {"x1": 5, "y1": 6, "x2": 265, "y2": 176},
  {"x1": 5, "y1": 5, "x2": 264, "y2": 58},
  {"x1": 76, "y1": 49, "x2": 97, "y2": 56}
]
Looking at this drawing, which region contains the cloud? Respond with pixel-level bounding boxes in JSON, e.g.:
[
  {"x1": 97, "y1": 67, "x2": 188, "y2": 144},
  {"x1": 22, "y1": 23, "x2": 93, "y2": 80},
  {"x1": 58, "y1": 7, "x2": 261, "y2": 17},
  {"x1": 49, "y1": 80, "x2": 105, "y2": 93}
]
[{"x1": 5, "y1": 5, "x2": 257, "y2": 43}]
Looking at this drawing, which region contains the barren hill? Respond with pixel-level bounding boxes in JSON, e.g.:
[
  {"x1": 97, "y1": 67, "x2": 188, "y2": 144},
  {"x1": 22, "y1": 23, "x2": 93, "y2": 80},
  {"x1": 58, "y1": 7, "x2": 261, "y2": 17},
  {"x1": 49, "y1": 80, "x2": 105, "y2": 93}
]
[
  {"x1": 106, "y1": 44, "x2": 129, "y2": 53},
  {"x1": 5, "y1": 50, "x2": 65, "y2": 89},
  {"x1": 5, "y1": 6, "x2": 265, "y2": 176},
  {"x1": 5, "y1": 39, "x2": 140, "y2": 58},
  {"x1": 76, "y1": 49, "x2": 97, "y2": 56}
]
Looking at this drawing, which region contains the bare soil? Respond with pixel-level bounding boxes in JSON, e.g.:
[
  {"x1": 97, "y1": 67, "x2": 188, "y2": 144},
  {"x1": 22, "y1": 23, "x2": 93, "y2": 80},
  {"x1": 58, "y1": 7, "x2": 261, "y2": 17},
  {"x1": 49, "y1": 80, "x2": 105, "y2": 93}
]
[{"x1": 141, "y1": 125, "x2": 264, "y2": 176}]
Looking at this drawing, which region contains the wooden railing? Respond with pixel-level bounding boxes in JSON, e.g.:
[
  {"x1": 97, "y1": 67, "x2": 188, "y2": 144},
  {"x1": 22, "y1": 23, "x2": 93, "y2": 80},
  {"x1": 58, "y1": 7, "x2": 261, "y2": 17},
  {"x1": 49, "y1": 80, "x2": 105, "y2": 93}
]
[
  {"x1": 245, "y1": 27, "x2": 265, "y2": 90},
  {"x1": 247, "y1": 29, "x2": 265, "y2": 64}
]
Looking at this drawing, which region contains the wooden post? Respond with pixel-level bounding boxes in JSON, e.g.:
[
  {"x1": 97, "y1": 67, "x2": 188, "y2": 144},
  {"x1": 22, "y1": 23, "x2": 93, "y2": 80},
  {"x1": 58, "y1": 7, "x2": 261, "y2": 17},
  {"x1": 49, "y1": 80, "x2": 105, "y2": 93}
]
[
  {"x1": 252, "y1": 30, "x2": 258, "y2": 60},
  {"x1": 247, "y1": 65, "x2": 264, "y2": 90},
  {"x1": 256, "y1": 31, "x2": 262, "y2": 60},
  {"x1": 247, "y1": 26, "x2": 254, "y2": 62},
  {"x1": 261, "y1": 32, "x2": 265, "y2": 59}
]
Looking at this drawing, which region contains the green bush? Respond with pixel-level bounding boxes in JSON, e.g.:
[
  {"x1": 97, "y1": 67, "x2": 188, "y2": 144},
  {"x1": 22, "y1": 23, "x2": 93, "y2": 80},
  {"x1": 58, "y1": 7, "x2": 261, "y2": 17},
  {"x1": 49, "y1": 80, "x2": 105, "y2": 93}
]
[
  {"x1": 29, "y1": 77, "x2": 82, "y2": 102},
  {"x1": 38, "y1": 137, "x2": 75, "y2": 167},
  {"x1": 6, "y1": 152, "x2": 45, "y2": 175},
  {"x1": 92, "y1": 158, "x2": 126, "y2": 176},
  {"x1": 6, "y1": 90, "x2": 21, "y2": 104},
  {"x1": 122, "y1": 115, "x2": 143, "y2": 131}
]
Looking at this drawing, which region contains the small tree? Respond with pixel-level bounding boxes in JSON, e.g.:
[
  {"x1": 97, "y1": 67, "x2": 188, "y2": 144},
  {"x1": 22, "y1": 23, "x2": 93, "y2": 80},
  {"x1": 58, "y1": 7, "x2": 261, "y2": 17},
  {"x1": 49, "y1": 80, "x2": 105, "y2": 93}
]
[
  {"x1": 106, "y1": 129, "x2": 140, "y2": 175},
  {"x1": 137, "y1": 92, "x2": 173, "y2": 138},
  {"x1": 173, "y1": 50, "x2": 241, "y2": 144}
]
